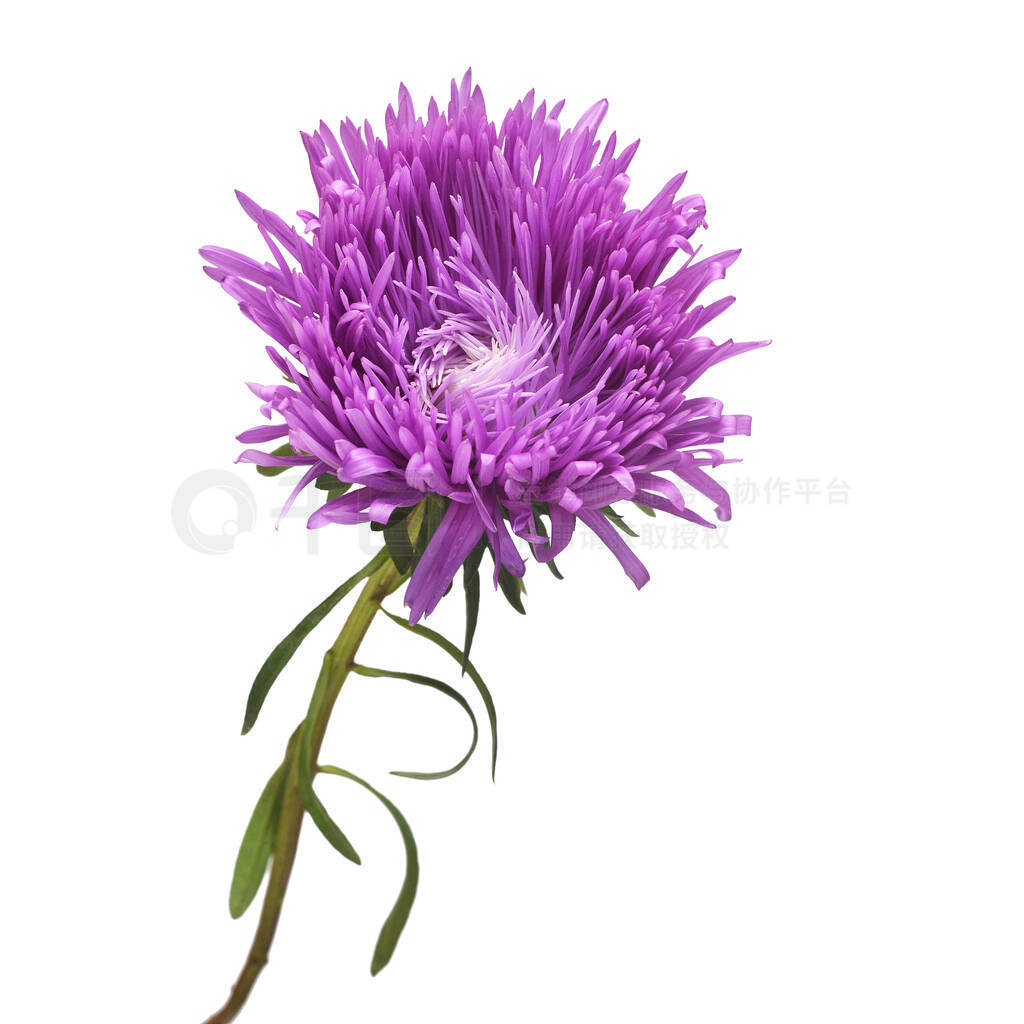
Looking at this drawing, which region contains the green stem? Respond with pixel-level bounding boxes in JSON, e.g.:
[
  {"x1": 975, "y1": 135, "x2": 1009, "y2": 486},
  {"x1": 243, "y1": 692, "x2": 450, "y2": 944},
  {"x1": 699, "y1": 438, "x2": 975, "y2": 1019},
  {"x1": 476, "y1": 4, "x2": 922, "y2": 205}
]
[{"x1": 201, "y1": 554, "x2": 405, "y2": 1024}]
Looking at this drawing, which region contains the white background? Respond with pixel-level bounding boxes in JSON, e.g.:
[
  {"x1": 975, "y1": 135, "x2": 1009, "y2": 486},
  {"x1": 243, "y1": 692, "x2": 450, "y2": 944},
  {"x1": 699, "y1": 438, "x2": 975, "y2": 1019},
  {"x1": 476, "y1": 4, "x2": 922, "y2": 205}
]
[{"x1": 3, "y1": 2, "x2": 1021, "y2": 1021}]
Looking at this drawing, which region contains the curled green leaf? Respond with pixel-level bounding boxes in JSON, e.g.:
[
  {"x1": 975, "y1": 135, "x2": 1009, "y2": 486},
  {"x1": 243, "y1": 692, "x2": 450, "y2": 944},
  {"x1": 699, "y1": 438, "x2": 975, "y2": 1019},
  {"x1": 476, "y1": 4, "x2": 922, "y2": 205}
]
[
  {"x1": 297, "y1": 653, "x2": 361, "y2": 865},
  {"x1": 241, "y1": 548, "x2": 391, "y2": 734},
  {"x1": 318, "y1": 766, "x2": 419, "y2": 976},
  {"x1": 351, "y1": 664, "x2": 479, "y2": 780},
  {"x1": 382, "y1": 610, "x2": 498, "y2": 781}
]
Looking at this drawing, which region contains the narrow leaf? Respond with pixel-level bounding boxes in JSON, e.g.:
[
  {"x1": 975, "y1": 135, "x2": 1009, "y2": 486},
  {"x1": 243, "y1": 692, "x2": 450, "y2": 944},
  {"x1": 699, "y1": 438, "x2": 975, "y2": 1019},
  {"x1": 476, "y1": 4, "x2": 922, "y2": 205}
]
[
  {"x1": 497, "y1": 566, "x2": 527, "y2": 615},
  {"x1": 318, "y1": 766, "x2": 419, "y2": 976},
  {"x1": 228, "y1": 763, "x2": 286, "y2": 919},
  {"x1": 370, "y1": 504, "x2": 412, "y2": 533},
  {"x1": 351, "y1": 664, "x2": 479, "y2": 780},
  {"x1": 383, "y1": 610, "x2": 498, "y2": 781},
  {"x1": 462, "y1": 540, "x2": 486, "y2": 673},
  {"x1": 531, "y1": 509, "x2": 564, "y2": 580},
  {"x1": 383, "y1": 515, "x2": 415, "y2": 574},
  {"x1": 634, "y1": 502, "x2": 656, "y2": 517},
  {"x1": 241, "y1": 548, "x2": 391, "y2": 734},
  {"x1": 601, "y1": 505, "x2": 639, "y2": 538},
  {"x1": 297, "y1": 653, "x2": 361, "y2": 864},
  {"x1": 422, "y1": 494, "x2": 446, "y2": 547},
  {"x1": 314, "y1": 472, "x2": 348, "y2": 492}
]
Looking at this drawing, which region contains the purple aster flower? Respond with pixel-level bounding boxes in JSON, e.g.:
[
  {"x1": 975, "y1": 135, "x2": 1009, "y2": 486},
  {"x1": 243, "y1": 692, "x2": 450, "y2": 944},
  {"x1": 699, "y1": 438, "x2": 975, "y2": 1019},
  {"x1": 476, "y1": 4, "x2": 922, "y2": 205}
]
[
  {"x1": 196, "y1": 75, "x2": 769, "y2": 1024},
  {"x1": 201, "y1": 71, "x2": 765, "y2": 622}
]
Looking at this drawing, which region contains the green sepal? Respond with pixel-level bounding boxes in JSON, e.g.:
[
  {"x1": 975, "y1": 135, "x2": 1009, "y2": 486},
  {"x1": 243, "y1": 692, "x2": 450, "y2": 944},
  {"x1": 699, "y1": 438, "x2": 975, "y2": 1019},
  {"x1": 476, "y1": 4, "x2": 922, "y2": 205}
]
[
  {"x1": 256, "y1": 443, "x2": 297, "y2": 477},
  {"x1": 383, "y1": 610, "x2": 498, "y2": 781},
  {"x1": 228, "y1": 762, "x2": 287, "y2": 919},
  {"x1": 297, "y1": 653, "x2": 361, "y2": 864},
  {"x1": 634, "y1": 502, "x2": 656, "y2": 517},
  {"x1": 318, "y1": 766, "x2": 419, "y2": 976},
  {"x1": 351, "y1": 664, "x2": 478, "y2": 780},
  {"x1": 241, "y1": 549, "x2": 391, "y2": 734},
  {"x1": 601, "y1": 505, "x2": 639, "y2": 538}
]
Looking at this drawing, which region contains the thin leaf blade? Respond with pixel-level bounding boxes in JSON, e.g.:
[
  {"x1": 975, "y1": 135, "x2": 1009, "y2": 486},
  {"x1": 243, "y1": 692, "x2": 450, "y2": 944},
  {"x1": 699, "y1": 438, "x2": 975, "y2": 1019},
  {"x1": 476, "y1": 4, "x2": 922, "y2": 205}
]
[
  {"x1": 228, "y1": 764, "x2": 286, "y2": 919},
  {"x1": 242, "y1": 548, "x2": 390, "y2": 734},
  {"x1": 314, "y1": 473, "x2": 349, "y2": 493},
  {"x1": 382, "y1": 513, "x2": 415, "y2": 575},
  {"x1": 351, "y1": 664, "x2": 479, "y2": 780},
  {"x1": 462, "y1": 540, "x2": 486, "y2": 673},
  {"x1": 319, "y1": 766, "x2": 419, "y2": 976},
  {"x1": 297, "y1": 653, "x2": 361, "y2": 864},
  {"x1": 383, "y1": 610, "x2": 498, "y2": 781},
  {"x1": 601, "y1": 505, "x2": 639, "y2": 538},
  {"x1": 531, "y1": 508, "x2": 565, "y2": 580},
  {"x1": 497, "y1": 566, "x2": 526, "y2": 615},
  {"x1": 256, "y1": 443, "x2": 297, "y2": 477}
]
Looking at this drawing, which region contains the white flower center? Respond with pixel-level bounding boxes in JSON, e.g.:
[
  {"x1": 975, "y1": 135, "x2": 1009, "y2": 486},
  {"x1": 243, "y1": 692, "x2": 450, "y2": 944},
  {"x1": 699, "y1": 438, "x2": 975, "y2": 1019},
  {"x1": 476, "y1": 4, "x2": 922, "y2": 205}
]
[{"x1": 411, "y1": 311, "x2": 551, "y2": 412}]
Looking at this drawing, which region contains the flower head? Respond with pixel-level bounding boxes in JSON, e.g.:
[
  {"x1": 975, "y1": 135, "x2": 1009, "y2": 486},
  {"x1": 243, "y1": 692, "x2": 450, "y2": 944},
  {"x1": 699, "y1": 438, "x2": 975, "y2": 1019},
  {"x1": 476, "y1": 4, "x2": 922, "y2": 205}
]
[{"x1": 201, "y1": 71, "x2": 765, "y2": 622}]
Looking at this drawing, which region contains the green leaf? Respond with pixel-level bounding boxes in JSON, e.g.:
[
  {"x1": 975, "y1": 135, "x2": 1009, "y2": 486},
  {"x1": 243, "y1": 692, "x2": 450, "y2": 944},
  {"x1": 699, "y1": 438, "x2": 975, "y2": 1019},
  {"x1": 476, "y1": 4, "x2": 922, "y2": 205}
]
[
  {"x1": 314, "y1": 472, "x2": 349, "y2": 492},
  {"x1": 228, "y1": 763, "x2": 286, "y2": 919},
  {"x1": 382, "y1": 514, "x2": 415, "y2": 575},
  {"x1": 241, "y1": 548, "x2": 391, "y2": 734},
  {"x1": 379, "y1": 495, "x2": 446, "y2": 572},
  {"x1": 382, "y1": 610, "x2": 498, "y2": 781},
  {"x1": 497, "y1": 566, "x2": 527, "y2": 615},
  {"x1": 256, "y1": 443, "x2": 297, "y2": 477},
  {"x1": 351, "y1": 664, "x2": 479, "y2": 780},
  {"x1": 634, "y1": 502, "x2": 656, "y2": 517},
  {"x1": 462, "y1": 540, "x2": 486, "y2": 673},
  {"x1": 601, "y1": 505, "x2": 639, "y2": 538},
  {"x1": 370, "y1": 504, "x2": 412, "y2": 533},
  {"x1": 318, "y1": 766, "x2": 419, "y2": 976},
  {"x1": 530, "y1": 509, "x2": 564, "y2": 580},
  {"x1": 297, "y1": 653, "x2": 361, "y2": 864},
  {"x1": 410, "y1": 494, "x2": 445, "y2": 556}
]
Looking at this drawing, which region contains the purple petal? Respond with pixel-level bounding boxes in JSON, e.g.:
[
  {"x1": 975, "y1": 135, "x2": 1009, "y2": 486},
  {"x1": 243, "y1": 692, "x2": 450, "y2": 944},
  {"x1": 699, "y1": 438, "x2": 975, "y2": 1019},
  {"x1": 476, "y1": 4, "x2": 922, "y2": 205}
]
[
  {"x1": 406, "y1": 501, "x2": 486, "y2": 622},
  {"x1": 577, "y1": 509, "x2": 650, "y2": 589}
]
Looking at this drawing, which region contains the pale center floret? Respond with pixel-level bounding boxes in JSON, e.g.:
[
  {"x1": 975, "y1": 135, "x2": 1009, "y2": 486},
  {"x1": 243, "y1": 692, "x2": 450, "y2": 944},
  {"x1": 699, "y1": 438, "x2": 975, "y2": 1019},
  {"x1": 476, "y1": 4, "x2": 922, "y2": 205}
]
[
  {"x1": 422, "y1": 331, "x2": 513, "y2": 401},
  {"x1": 411, "y1": 310, "x2": 552, "y2": 413}
]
